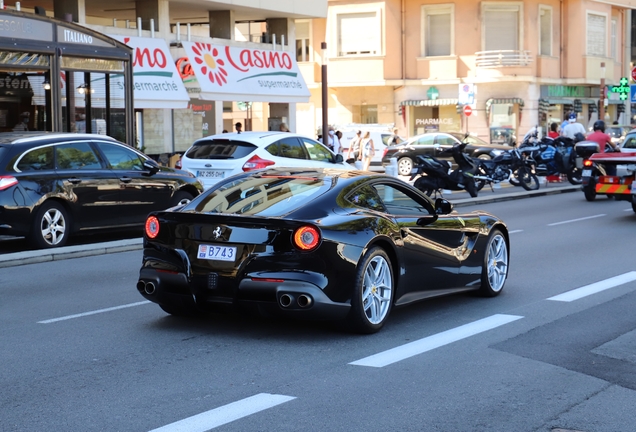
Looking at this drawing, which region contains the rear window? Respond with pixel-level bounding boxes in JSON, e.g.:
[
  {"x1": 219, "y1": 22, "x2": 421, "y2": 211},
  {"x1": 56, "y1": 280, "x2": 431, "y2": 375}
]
[
  {"x1": 607, "y1": 128, "x2": 623, "y2": 138},
  {"x1": 186, "y1": 175, "x2": 330, "y2": 217},
  {"x1": 185, "y1": 140, "x2": 257, "y2": 160},
  {"x1": 622, "y1": 134, "x2": 636, "y2": 150}
]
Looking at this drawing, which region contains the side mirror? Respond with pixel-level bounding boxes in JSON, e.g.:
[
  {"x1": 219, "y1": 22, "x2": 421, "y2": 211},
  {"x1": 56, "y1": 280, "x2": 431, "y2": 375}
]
[
  {"x1": 434, "y1": 198, "x2": 453, "y2": 215},
  {"x1": 143, "y1": 159, "x2": 160, "y2": 174},
  {"x1": 334, "y1": 153, "x2": 344, "y2": 163}
]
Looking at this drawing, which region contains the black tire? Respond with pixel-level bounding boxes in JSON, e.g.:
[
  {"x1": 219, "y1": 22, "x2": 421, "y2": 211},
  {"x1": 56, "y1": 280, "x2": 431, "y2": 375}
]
[
  {"x1": 465, "y1": 176, "x2": 478, "y2": 197},
  {"x1": 29, "y1": 201, "x2": 71, "y2": 249},
  {"x1": 517, "y1": 167, "x2": 540, "y2": 191},
  {"x1": 583, "y1": 179, "x2": 596, "y2": 202},
  {"x1": 509, "y1": 173, "x2": 522, "y2": 186},
  {"x1": 567, "y1": 167, "x2": 583, "y2": 185},
  {"x1": 474, "y1": 167, "x2": 487, "y2": 192},
  {"x1": 397, "y1": 157, "x2": 414, "y2": 176},
  {"x1": 170, "y1": 190, "x2": 194, "y2": 208},
  {"x1": 632, "y1": 199, "x2": 636, "y2": 213},
  {"x1": 479, "y1": 229, "x2": 509, "y2": 297},
  {"x1": 347, "y1": 247, "x2": 394, "y2": 334}
]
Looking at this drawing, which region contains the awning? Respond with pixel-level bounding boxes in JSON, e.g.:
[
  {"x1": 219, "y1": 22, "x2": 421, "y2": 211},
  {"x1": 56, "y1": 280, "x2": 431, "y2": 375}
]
[
  {"x1": 543, "y1": 98, "x2": 597, "y2": 105},
  {"x1": 400, "y1": 99, "x2": 458, "y2": 107},
  {"x1": 486, "y1": 97, "x2": 525, "y2": 108},
  {"x1": 110, "y1": 35, "x2": 190, "y2": 109},
  {"x1": 181, "y1": 41, "x2": 310, "y2": 103}
]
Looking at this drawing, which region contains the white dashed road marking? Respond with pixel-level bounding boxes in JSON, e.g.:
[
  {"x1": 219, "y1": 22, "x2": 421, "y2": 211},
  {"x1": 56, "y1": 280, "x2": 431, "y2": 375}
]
[
  {"x1": 148, "y1": 393, "x2": 296, "y2": 432},
  {"x1": 508, "y1": 230, "x2": 523, "y2": 234},
  {"x1": 37, "y1": 301, "x2": 151, "y2": 324},
  {"x1": 547, "y1": 214, "x2": 606, "y2": 226},
  {"x1": 349, "y1": 314, "x2": 523, "y2": 368},
  {"x1": 547, "y1": 271, "x2": 636, "y2": 302}
]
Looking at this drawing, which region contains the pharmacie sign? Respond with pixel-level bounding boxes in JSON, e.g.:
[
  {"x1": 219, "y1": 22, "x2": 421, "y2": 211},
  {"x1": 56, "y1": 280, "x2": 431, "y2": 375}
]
[
  {"x1": 181, "y1": 41, "x2": 310, "y2": 103},
  {"x1": 110, "y1": 35, "x2": 190, "y2": 109}
]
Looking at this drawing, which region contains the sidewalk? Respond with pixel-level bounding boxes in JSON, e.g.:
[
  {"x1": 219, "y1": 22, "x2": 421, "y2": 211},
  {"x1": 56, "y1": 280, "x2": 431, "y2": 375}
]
[{"x1": 0, "y1": 184, "x2": 581, "y2": 268}]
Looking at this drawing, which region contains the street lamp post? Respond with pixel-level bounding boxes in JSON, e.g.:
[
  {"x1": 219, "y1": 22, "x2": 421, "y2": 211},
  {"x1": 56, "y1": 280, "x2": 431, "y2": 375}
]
[
  {"x1": 321, "y1": 42, "x2": 328, "y2": 143},
  {"x1": 599, "y1": 62, "x2": 606, "y2": 122}
]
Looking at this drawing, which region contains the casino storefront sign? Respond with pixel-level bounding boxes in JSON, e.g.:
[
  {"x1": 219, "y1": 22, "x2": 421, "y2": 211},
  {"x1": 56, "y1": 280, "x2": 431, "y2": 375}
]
[{"x1": 0, "y1": 9, "x2": 134, "y2": 144}]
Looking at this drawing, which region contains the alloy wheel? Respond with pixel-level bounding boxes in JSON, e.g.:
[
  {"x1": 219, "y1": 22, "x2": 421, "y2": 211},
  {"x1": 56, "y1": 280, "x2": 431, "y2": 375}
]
[
  {"x1": 41, "y1": 208, "x2": 67, "y2": 246},
  {"x1": 361, "y1": 255, "x2": 392, "y2": 324},
  {"x1": 487, "y1": 234, "x2": 508, "y2": 293}
]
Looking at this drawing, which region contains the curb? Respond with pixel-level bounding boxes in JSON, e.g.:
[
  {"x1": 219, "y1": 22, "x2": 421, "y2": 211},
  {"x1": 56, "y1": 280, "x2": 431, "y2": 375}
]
[
  {"x1": 0, "y1": 238, "x2": 143, "y2": 268},
  {"x1": 0, "y1": 185, "x2": 582, "y2": 268}
]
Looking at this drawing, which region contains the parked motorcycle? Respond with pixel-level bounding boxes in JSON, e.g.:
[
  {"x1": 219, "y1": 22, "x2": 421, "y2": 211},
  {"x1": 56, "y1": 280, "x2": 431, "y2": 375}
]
[
  {"x1": 473, "y1": 146, "x2": 540, "y2": 192},
  {"x1": 517, "y1": 131, "x2": 583, "y2": 185},
  {"x1": 410, "y1": 140, "x2": 480, "y2": 197}
]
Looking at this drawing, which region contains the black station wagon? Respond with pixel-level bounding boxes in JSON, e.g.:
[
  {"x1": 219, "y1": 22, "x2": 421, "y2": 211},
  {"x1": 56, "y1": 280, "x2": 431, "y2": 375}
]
[{"x1": 0, "y1": 132, "x2": 203, "y2": 248}]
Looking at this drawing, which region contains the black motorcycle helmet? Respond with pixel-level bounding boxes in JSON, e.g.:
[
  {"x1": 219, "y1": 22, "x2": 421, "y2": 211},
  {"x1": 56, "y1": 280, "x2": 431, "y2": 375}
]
[{"x1": 593, "y1": 120, "x2": 605, "y2": 132}]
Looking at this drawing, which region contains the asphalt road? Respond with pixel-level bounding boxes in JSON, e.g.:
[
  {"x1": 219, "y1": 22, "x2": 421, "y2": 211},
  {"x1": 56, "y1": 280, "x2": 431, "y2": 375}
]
[{"x1": 1, "y1": 192, "x2": 635, "y2": 431}]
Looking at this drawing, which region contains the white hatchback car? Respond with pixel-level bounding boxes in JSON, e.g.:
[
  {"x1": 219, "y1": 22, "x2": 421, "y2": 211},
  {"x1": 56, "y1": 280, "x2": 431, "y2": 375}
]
[{"x1": 179, "y1": 131, "x2": 353, "y2": 189}]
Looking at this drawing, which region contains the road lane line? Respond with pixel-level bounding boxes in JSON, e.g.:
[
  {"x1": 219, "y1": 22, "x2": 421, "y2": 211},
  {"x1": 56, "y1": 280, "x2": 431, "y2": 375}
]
[
  {"x1": 349, "y1": 314, "x2": 523, "y2": 368},
  {"x1": 37, "y1": 301, "x2": 151, "y2": 324},
  {"x1": 625, "y1": 208, "x2": 633, "y2": 212},
  {"x1": 547, "y1": 271, "x2": 636, "y2": 302},
  {"x1": 148, "y1": 393, "x2": 296, "y2": 432},
  {"x1": 509, "y1": 230, "x2": 523, "y2": 234},
  {"x1": 547, "y1": 214, "x2": 606, "y2": 226}
]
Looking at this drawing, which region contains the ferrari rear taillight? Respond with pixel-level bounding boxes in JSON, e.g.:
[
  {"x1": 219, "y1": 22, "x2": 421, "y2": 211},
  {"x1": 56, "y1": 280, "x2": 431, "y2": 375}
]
[
  {"x1": 0, "y1": 176, "x2": 18, "y2": 191},
  {"x1": 242, "y1": 155, "x2": 275, "y2": 172},
  {"x1": 293, "y1": 226, "x2": 320, "y2": 251},
  {"x1": 583, "y1": 159, "x2": 593, "y2": 167},
  {"x1": 145, "y1": 216, "x2": 160, "y2": 239}
]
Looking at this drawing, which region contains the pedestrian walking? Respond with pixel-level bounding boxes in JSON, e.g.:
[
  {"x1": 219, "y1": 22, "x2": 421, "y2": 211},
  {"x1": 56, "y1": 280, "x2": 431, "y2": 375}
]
[{"x1": 360, "y1": 131, "x2": 375, "y2": 171}]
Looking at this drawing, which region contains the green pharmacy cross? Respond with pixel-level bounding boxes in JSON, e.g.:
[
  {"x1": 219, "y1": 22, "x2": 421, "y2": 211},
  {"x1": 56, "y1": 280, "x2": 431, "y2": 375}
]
[{"x1": 611, "y1": 77, "x2": 630, "y2": 101}]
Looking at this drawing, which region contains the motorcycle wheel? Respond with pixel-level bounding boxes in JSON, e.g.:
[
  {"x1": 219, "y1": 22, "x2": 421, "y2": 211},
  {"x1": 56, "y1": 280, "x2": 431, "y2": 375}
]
[
  {"x1": 509, "y1": 173, "x2": 522, "y2": 187},
  {"x1": 517, "y1": 167, "x2": 540, "y2": 191},
  {"x1": 474, "y1": 167, "x2": 487, "y2": 192},
  {"x1": 567, "y1": 167, "x2": 583, "y2": 185},
  {"x1": 465, "y1": 178, "x2": 478, "y2": 198},
  {"x1": 583, "y1": 178, "x2": 596, "y2": 202}
]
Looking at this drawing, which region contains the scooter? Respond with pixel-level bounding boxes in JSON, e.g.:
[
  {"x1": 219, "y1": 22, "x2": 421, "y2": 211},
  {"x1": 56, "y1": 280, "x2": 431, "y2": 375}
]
[{"x1": 410, "y1": 141, "x2": 480, "y2": 197}]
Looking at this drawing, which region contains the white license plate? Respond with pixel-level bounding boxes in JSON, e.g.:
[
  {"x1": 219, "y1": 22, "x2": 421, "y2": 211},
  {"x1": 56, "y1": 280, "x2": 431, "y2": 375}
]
[
  {"x1": 582, "y1": 169, "x2": 592, "y2": 176},
  {"x1": 197, "y1": 170, "x2": 225, "y2": 179},
  {"x1": 197, "y1": 244, "x2": 237, "y2": 261}
]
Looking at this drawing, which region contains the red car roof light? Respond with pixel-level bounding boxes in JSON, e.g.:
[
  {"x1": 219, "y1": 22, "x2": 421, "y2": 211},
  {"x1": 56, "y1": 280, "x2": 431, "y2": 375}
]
[
  {"x1": 242, "y1": 155, "x2": 276, "y2": 172},
  {"x1": 293, "y1": 226, "x2": 321, "y2": 251},
  {"x1": 145, "y1": 216, "x2": 160, "y2": 239},
  {"x1": 0, "y1": 176, "x2": 18, "y2": 191}
]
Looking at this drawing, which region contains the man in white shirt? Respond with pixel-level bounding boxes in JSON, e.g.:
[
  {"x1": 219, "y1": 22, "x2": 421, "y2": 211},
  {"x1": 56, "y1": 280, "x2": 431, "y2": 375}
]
[{"x1": 561, "y1": 113, "x2": 586, "y2": 139}]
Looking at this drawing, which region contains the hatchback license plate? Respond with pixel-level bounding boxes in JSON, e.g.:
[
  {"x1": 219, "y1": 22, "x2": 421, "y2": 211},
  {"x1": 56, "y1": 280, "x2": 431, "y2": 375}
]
[
  {"x1": 197, "y1": 244, "x2": 237, "y2": 261},
  {"x1": 582, "y1": 169, "x2": 592, "y2": 177},
  {"x1": 197, "y1": 170, "x2": 225, "y2": 179}
]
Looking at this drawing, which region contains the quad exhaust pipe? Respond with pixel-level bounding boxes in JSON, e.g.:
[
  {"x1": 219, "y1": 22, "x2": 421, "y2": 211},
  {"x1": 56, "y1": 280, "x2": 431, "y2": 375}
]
[
  {"x1": 137, "y1": 280, "x2": 156, "y2": 295},
  {"x1": 279, "y1": 294, "x2": 294, "y2": 308},
  {"x1": 297, "y1": 294, "x2": 313, "y2": 308}
]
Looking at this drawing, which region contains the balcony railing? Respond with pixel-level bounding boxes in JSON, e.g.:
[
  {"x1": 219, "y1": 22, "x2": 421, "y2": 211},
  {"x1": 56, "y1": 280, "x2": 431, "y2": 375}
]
[{"x1": 475, "y1": 50, "x2": 532, "y2": 68}]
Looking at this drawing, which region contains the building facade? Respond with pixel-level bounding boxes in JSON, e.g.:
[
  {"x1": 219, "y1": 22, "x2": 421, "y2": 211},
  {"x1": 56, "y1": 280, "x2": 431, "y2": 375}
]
[
  {"x1": 0, "y1": 0, "x2": 326, "y2": 157},
  {"x1": 298, "y1": 0, "x2": 636, "y2": 143}
]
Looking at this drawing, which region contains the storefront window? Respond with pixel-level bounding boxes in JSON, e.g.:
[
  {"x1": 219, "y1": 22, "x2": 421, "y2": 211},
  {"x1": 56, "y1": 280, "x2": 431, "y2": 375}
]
[
  {"x1": 489, "y1": 103, "x2": 516, "y2": 145},
  {"x1": 0, "y1": 69, "x2": 51, "y2": 132}
]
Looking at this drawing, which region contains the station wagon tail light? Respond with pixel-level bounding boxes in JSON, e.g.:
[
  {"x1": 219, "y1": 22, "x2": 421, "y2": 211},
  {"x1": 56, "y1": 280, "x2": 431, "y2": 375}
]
[
  {"x1": 175, "y1": 158, "x2": 182, "y2": 169},
  {"x1": 145, "y1": 216, "x2": 160, "y2": 239},
  {"x1": 293, "y1": 226, "x2": 320, "y2": 251},
  {"x1": 583, "y1": 159, "x2": 593, "y2": 167},
  {"x1": 242, "y1": 155, "x2": 275, "y2": 172},
  {"x1": 0, "y1": 176, "x2": 18, "y2": 191}
]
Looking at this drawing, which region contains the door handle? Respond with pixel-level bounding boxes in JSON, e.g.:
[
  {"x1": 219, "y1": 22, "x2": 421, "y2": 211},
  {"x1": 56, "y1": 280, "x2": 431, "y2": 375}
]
[
  {"x1": 67, "y1": 178, "x2": 81, "y2": 184},
  {"x1": 119, "y1": 177, "x2": 132, "y2": 183}
]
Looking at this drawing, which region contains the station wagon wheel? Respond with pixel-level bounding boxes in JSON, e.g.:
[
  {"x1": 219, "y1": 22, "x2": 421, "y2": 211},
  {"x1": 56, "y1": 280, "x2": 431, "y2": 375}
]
[
  {"x1": 170, "y1": 190, "x2": 194, "y2": 207},
  {"x1": 30, "y1": 201, "x2": 70, "y2": 249},
  {"x1": 348, "y1": 247, "x2": 394, "y2": 334},
  {"x1": 479, "y1": 229, "x2": 508, "y2": 297},
  {"x1": 397, "y1": 157, "x2": 413, "y2": 176}
]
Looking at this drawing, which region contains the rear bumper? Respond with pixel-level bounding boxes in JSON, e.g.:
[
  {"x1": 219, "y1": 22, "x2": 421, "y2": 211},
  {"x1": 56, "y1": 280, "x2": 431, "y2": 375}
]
[{"x1": 138, "y1": 268, "x2": 350, "y2": 320}]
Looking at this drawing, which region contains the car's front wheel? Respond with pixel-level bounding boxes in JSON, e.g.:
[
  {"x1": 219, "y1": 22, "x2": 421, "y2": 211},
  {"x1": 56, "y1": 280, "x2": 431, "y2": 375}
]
[
  {"x1": 30, "y1": 201, "x2": 70, "y2": 249},
  {"x1": 397, "y1": 157, "x2": 414, "y2": 176},
  {"x1": 479, "y1": 229, "x2": 509, "y2": 297},
  {"x1": 347, "y1": 247, "x2": 394, "y2": 334},
  {"x1": 170, "y1": 190, "x2": 194, "y2": 207}
]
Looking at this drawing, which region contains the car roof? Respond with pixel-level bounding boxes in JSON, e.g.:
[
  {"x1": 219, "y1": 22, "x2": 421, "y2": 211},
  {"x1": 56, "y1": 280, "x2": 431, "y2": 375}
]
[
  {"x1": 193, "y1": 131, "x2": 300, "y2": 145},
  {"x1": 0, "y1": 132, "x2": 120, "y2": 145}
]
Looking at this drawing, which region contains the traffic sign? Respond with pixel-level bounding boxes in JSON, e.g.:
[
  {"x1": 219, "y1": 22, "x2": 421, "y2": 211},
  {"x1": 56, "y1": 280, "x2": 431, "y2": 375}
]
[
  {"x1": 631, "y1": 66, "x2": 636, "y2": 82},
  {"x1": 463, "y1": 105, "x2": 472, "y2": 116},
  {"x1": 630, "y1": 85, "x2": 636, "y2": 103}
]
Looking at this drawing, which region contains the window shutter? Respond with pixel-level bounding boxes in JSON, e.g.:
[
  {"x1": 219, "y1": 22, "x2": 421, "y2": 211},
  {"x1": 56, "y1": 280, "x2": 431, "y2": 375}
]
[
  {"x1": 587, "y1": 14, "x2": 606, "y2": 56},
  {"x1": 338, "y1": 12, "x2": 378, "y2": 56},
  {"x1": 484, "y1": 10, "x2": 518, "y2": 51},
  {"x1": 611, "y1": 19, "x2": 617, "y2": 60},
  {"x1": 426, "y1": 12, "x2": 451, "y2": 56},
  {"x1": 540, "y1": 9, "x2": 551, "y2": 56}
]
